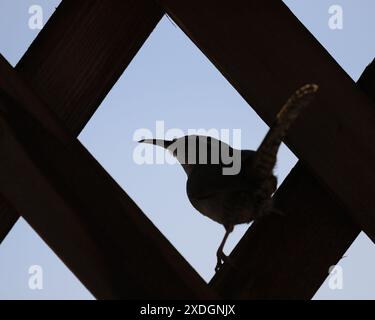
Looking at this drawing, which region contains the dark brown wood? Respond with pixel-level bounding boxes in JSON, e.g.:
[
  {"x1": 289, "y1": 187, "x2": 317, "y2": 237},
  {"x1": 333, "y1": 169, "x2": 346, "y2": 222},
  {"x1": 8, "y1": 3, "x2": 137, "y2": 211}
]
[
  {"x1": 0, "y1": 196, "x2": 18, "y2": 244},
  {"x1": 158, "y1": 0, "x2": 375, "y2": 240},
  {"x1": 17, "y1": 0, "x2": 164, "y2": 135},
  {"x1": 358, "y1": 58, "x2": 375, "y2": 102},
  {"x1": 0, "y1": 0, "x2": 164, "y2": 245},
  {"x1": 0, "y1": 55, "x2": 215, "y2": 299}
]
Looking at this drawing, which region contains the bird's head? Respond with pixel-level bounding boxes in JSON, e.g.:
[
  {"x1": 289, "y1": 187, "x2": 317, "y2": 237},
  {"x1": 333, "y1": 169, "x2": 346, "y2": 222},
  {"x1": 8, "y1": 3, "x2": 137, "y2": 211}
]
[{"x1": 139, "y1": 135, "x2": 240, "y2": 175}]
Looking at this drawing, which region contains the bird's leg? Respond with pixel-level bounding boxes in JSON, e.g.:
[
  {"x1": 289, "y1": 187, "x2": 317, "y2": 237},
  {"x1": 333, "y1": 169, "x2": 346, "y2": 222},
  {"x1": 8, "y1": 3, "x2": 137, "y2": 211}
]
[{"x1": 215, "y1": 224, "x2": 234, "y2": 272}]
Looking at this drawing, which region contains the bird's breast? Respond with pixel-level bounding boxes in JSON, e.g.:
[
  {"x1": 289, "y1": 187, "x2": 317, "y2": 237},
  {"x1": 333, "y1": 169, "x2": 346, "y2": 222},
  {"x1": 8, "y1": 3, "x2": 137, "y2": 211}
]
[{"x1": 186, "y1": 165, "x2": 256, "y2": 226}]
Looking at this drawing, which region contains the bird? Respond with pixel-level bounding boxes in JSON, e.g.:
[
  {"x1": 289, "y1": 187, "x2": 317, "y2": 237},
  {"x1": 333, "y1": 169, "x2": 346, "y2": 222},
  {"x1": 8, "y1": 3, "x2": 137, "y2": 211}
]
[{"x1": 139, "y1": 84, "x2": 319, "y2": 272}]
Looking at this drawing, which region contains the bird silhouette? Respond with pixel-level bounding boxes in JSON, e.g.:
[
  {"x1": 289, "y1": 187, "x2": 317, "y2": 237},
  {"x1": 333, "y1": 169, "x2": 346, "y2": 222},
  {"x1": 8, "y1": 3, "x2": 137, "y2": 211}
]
[{"x1": 139, "y1": 84, "x2": 318, "y2": 271}]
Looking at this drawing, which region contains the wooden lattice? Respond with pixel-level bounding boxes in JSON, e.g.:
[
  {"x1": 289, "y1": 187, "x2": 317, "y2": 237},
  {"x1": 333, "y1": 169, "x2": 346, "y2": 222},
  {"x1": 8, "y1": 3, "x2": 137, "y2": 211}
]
[{"x1": 0, "y1": 0, "x2": 374, "y2": 299}]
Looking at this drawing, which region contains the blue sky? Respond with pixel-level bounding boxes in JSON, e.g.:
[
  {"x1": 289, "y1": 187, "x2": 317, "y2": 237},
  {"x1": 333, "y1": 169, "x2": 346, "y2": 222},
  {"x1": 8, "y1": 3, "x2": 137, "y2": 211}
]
[{"x1": 0, "y1": 0, "x2": 375, "y2": 299}]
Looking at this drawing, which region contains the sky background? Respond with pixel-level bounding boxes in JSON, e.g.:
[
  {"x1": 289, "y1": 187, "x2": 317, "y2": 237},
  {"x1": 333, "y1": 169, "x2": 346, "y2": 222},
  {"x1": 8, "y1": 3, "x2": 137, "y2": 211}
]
[{"x1": 0, "y1": 0, "x2": 375, "y2": 299}]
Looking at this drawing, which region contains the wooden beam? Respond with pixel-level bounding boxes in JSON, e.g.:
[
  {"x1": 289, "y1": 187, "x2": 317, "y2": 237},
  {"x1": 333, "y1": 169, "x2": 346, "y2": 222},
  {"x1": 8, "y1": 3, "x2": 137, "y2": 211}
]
[
  {"x1": 0, "y1": 196, "x2": 18, "y2": 244},
  {"x1": 16, "y1": 0, "x2": 164, "y2": 135},
  {"x1": 0, "y1": 55, "x2": 215, "y2": 299},
  {"x1": 158, "y1": 0, "x2": 375, "y2": 239},
  {"x1": 358, "y1": 58, "x2": 375, "y2": 102},
  {"x1": 0, "y1": 0, "x2": 164, "y2": 244},
  {"x1": 156, "y1": 0, "x2": 375, "y2": 298}
]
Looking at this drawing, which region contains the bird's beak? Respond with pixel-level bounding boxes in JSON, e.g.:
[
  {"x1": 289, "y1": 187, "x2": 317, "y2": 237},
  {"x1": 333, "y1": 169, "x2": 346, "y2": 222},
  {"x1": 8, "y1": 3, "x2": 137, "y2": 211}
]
[{"x1": 138, "y1": 139, "x2": 174, "y2": 149}]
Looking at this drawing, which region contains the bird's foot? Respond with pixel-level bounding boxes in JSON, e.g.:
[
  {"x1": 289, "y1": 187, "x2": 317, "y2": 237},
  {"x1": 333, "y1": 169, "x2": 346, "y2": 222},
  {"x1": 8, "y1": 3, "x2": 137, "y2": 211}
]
[
  {"x1": 215, "y1": 253, "x2": 226, "y2": 272},
  {"x1": 215, "y1": 251, "x2": 234, "y2": 272}
]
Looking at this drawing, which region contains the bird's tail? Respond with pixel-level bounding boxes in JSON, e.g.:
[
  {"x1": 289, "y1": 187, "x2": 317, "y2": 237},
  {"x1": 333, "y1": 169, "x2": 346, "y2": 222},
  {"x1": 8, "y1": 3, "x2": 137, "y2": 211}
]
[{"x1": 251, "y1": 84, "x2": 319, "y2": 180}]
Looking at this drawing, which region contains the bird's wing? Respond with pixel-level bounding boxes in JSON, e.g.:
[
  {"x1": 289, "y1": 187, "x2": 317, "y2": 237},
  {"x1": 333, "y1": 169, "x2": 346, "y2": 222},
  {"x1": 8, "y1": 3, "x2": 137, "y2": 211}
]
[{"x1": 248, "y1": 84, "x2": 319, "y2": 181}]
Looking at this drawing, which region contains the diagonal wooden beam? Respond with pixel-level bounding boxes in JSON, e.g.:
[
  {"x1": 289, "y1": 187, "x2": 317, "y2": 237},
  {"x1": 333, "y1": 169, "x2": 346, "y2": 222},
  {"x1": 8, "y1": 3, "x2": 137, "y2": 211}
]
[
  {"x1": 0, "y1": 0, "x2": 164, "y2": 245},
  {"x1": 0, "y1": 196, "x2": 18, "y2": 244},
  {"x1": 0, "y1": 55, "x2": 215, "y2": 299},
  {"x1": 358, "y1": 59, "x2": 375, "y2": 102},
  {"x1": 16, "y1": 0, "x2": 164, "y2": 135},
  {"x1": 156, "y1": 0, "x2": 375, "y2": 298}
]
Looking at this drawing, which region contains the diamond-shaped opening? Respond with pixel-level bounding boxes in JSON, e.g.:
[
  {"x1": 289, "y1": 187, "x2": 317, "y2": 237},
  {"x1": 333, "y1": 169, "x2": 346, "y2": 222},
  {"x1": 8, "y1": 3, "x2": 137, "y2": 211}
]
[
  {"x1": 79, "y1": 16, "x2": 297, "y2": 282},
  {"x1": 0, "y1": 0, "x2": 92, "y2": 299}
]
